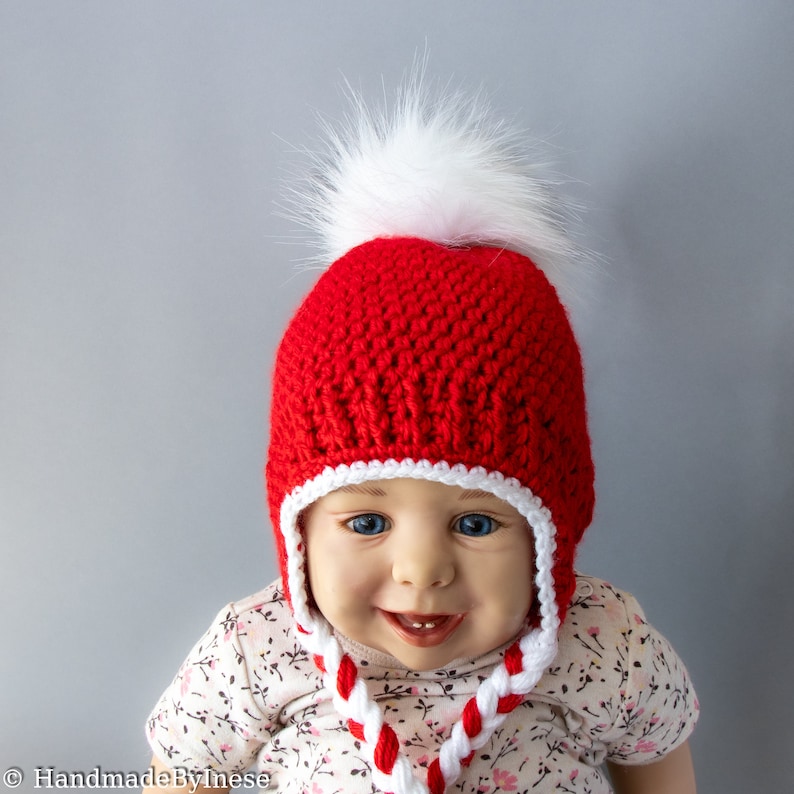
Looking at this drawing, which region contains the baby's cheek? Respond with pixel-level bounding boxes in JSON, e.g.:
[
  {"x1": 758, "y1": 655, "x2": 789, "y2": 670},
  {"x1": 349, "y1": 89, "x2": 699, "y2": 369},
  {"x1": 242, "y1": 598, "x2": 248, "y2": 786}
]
[
  {"x1": 481, "y1": 568, "x2": 533, "y2": 625},
  {"x1": 312, "y1": 553, "x2": 373, "y2": 599},
  {"x1": 333, "y1": 567, "x2": 379, "y2": 601}
]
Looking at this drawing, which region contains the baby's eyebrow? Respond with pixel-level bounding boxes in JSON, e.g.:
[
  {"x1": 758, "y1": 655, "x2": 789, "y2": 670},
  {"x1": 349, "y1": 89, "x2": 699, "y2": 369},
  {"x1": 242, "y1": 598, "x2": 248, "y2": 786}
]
[
  {"x1": 337, "y1": 484, "x2": 387, "y2": 496},
  {"x1": 458, "y1": 489, "x2": 496, "y2": 501}
]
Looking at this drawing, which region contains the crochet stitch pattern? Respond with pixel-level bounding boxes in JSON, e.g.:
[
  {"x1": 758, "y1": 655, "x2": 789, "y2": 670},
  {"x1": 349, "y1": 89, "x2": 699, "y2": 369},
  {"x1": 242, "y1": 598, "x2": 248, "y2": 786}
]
[
  {"x1": 264, "y1": 85, "x2": 594, "y2": 793},
  {"x1": 268, "y1": 238, "x2": 593, "y2": 616}
]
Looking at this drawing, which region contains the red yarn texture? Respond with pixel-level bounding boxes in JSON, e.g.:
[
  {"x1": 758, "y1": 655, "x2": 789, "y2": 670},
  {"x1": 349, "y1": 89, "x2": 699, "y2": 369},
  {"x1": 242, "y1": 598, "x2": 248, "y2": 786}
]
[{"x1": 266, "y1": 237, "x2": 594, "y2": 618}]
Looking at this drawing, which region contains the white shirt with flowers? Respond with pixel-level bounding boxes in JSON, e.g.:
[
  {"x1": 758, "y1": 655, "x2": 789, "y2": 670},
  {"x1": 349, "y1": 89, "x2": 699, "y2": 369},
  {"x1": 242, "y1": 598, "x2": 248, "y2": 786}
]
[{"x1": 147, "y1": 574, "x2": 698, "y2": 793}]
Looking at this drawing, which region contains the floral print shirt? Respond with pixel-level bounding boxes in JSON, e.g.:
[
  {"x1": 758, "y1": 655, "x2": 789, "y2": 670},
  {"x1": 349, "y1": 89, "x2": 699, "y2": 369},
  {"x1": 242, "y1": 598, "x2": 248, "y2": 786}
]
[{"x1": 147, "y1": 574, "x2": 698, "y2": 793}]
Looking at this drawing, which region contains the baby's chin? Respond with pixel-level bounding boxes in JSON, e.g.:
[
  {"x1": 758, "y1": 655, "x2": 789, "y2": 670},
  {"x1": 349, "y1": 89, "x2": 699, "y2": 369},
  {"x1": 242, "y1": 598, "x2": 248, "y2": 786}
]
[{"x1": 381, "y1": 643, "x2": 467, "y2": 672}]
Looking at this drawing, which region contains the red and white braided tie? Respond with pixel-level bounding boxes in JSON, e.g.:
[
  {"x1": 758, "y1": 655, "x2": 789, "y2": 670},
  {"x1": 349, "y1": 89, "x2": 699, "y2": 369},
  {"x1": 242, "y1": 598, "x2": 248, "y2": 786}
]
[{"x1": 310, "y1": 628, "x2": 557, "y2": 794}]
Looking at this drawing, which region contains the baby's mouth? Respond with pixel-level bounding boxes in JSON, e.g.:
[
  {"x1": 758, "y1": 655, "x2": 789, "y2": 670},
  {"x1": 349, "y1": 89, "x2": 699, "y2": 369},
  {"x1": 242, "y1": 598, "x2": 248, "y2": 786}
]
[{"x1": 381, "y1": 610, "x2": 465, "y2": 647}]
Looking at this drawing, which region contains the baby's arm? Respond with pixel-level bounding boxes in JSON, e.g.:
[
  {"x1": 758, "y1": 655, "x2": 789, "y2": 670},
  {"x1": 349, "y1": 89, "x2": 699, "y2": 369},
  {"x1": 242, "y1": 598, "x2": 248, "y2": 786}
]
[
  {"x1": 142, "y1": 755, "x2": 230, "y2": 794},
  {"x1": 145, "y1": 588, "x2": 289, "y2": 787},
  {"x1": 607, "y1": 741, "x2": 696, "y2": 794}
]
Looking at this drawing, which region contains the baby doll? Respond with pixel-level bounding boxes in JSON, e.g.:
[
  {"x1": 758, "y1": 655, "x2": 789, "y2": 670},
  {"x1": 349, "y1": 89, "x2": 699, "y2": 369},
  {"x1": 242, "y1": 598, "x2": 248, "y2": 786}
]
[{"x1": 145, "y1": 82, "x2": 698, "y2": 794}]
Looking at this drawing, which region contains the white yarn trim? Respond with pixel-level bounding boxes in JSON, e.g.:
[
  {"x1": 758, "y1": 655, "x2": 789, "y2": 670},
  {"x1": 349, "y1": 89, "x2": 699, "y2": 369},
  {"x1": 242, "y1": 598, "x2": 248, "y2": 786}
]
[{"x1": 279, "y1": 458, "x2": 560, "y2": 794}]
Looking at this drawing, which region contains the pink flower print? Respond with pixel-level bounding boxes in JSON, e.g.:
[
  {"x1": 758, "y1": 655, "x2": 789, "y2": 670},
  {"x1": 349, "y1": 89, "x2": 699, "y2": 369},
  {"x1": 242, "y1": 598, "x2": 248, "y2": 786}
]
[
  {"x1": 180, "y1": 667, "x2": 192, "y2": 697},
  {"x1": 219, "y1": 743, "x2": 233, "y2": 753},
  {"x1": 587, "y1": 626, "x2": 600, "y2": 637},
  {"x1": 633, "y1": 612, "x2": 645, "y2": 625},
  {"x1": 411, "y1": 686, "x2": 420, "y2": 695},
  {"x1": 417, "y1": 755, "x2": 430, "y2": 768},
  {"x1": 311, "y1": 783, "x2": 324, "y2": 794},
  {"x1": 224, "y1": 621, "x2": 244, "y2": 641},
  {"x1": 634, "y1": 739, "x2": 657, "y2": 754},
  {"x1": 477, "y1": 786, "x2": 491, "y2": 793},
  {"x1": 569, "y1": 769, "x2": 579, "y2": 781},
  {"x1": 492, "y1": 768, "x2": 518, "y2": 791},
  {"x1": 309, "y1": 725, "x2": 321, "y2": 736}
]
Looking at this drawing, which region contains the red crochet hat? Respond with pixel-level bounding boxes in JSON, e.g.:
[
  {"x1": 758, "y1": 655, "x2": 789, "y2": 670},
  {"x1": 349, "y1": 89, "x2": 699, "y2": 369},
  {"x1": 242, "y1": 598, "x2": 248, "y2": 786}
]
[{"x1": 265, "y1": 85, "x2": 594, "y2": 794}]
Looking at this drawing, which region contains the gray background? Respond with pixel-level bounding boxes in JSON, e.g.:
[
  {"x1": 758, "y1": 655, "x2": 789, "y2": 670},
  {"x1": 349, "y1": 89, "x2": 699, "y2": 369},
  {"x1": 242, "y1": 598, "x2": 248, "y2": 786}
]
[{"x1": 2, "y1": 2, "x2": 792, "y2": 792}]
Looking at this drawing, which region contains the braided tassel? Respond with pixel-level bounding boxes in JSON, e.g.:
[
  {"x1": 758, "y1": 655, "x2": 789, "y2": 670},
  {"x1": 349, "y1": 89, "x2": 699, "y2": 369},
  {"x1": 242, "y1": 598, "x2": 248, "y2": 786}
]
[{"x1": 311, "y1": 642, "x2": 430, "y2": 794}]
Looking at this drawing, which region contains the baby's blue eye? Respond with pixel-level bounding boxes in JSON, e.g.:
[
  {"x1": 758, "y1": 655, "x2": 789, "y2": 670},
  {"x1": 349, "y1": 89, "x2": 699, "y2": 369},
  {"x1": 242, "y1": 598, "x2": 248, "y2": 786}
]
[
  {"x1": 347, "y1": 514, "x2": 388, "y2": 535},
  {"x1": 456, "y1": 514, "x2": 497, "y2": 537}
]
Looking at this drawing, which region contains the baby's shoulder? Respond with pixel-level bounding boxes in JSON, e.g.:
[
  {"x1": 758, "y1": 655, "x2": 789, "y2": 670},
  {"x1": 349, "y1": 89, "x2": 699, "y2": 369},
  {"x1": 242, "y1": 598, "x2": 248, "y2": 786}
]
[
  {"x1": 228, "y1": 579, "x2": 291, "y2": 619},
  {"x1": 530, "y1": 574, "x2": 698, "y2": 763},
  {"x1": 566, "y1": 573, "x2": 645, "y2": 627},
  {"x1": 536, "y1": 573, "x2": 649, "y2": 697},
  {"x1": 212, "y1": 580, "x2": 302, "y2": 654}
]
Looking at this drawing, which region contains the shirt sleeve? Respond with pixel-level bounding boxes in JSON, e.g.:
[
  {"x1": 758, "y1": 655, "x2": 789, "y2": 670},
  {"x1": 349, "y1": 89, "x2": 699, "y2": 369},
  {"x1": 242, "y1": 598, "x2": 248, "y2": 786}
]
[
  {"x1": 602, "y1": 590, "x2": 700, "y2": 764},
  {"x1": 146, "y1": 600, "x2": 276, "y2": 773}
]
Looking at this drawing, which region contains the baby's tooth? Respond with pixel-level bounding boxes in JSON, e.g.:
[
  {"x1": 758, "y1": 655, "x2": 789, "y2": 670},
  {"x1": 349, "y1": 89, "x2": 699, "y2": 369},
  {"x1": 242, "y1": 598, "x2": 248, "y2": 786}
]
[{"x1": 408, "y1": 619, "x2": 439, "y2": 630}]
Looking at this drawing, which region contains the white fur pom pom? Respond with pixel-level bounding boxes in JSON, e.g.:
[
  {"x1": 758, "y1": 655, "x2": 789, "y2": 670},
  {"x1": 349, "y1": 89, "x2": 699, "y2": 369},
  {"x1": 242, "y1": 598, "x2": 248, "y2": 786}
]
[{"x1": 286, "y1": 77, "x2": 583, "y2": 297}]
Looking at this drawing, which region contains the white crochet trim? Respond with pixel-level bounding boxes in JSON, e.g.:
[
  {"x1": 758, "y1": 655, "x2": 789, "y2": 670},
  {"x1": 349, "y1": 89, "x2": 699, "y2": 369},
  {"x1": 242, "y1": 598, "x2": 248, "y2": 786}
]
[{"x1": 279, "y1": 458, "x2": 560, "y2": 794}]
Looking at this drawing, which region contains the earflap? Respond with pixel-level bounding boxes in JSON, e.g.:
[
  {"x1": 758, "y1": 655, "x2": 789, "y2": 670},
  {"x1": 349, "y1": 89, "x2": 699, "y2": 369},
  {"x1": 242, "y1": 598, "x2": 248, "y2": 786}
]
[{"x1": 278, "y1": 459, "x2": 561, "y2": 794}]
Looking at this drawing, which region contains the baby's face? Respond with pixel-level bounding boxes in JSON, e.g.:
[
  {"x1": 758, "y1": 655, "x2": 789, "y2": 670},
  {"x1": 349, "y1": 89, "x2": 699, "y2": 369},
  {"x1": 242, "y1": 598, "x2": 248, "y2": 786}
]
[{"x1": 303, "y1": 478, "x2": 534, "y2": 671}]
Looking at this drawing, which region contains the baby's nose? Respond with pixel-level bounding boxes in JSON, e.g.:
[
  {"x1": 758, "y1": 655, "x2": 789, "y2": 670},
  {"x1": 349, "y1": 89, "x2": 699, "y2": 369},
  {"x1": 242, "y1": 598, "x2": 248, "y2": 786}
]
[{"x1": 391, "y1": 532, "x2": 455, "y2": 588}]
